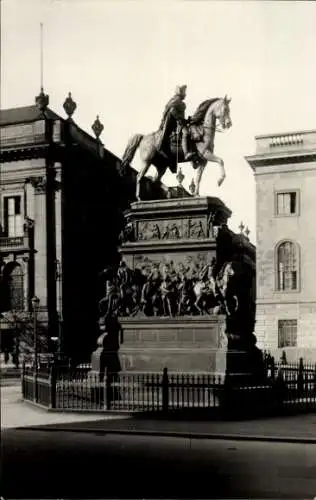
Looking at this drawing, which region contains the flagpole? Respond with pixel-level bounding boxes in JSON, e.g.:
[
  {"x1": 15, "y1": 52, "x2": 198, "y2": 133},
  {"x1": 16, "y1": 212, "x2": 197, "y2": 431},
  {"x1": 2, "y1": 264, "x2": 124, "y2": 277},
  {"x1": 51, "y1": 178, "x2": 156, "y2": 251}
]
[
  {"x1": 40, "y1": 22, "x2": 44, "y2": 91},
  {"x1": 35, "y1": 22, "x2": 49, "y2": 112}
]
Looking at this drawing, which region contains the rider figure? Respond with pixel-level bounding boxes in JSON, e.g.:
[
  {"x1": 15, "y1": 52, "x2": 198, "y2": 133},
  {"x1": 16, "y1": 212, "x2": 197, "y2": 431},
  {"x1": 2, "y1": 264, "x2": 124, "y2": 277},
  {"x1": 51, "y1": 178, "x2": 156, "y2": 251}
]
[{"x1": 159, "y1": 85, "x2": 194, "y2": 161}]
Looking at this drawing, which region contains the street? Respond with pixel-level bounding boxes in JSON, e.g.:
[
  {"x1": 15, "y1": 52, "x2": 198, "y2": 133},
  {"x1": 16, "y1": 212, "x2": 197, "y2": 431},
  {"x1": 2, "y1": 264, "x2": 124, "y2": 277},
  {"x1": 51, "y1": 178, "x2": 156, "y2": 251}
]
[
  {"x1": 2, "y1": 379, "x2": 316, "y2": 499},
  {"x1": 2, "y1": 428, "x2": 316, "y2": 499}
]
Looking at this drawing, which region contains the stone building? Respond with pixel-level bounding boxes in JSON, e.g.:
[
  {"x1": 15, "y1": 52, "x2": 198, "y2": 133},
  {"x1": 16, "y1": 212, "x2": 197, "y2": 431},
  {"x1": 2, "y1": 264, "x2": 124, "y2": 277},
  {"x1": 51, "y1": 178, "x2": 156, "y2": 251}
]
[
  {"x1": 0, "y1": 90, "x2": 164, "y2": 362},
  {"x1": 246, "y1": 129, "x2": 316, "y2": 360}
]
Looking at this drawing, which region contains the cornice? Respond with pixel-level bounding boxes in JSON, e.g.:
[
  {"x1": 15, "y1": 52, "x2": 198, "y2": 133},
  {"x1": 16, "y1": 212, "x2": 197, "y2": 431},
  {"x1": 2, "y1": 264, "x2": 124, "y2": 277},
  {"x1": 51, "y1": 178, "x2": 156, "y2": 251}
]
[
  {"x1": 245, "y1": 150, "x2": 316, "y2": 170},
  {"x1": 121, "y1": 238, "x2": 217, "y2": 254},
  {"x1": 0, "y1": 144, "x2": 49, "y2": 163},
  {"x1": 1, "y1": 166, "x2": 46, "y2": 186},
  {"x1": 255, "y1": 129, "x2": 316, "y2": 140}
]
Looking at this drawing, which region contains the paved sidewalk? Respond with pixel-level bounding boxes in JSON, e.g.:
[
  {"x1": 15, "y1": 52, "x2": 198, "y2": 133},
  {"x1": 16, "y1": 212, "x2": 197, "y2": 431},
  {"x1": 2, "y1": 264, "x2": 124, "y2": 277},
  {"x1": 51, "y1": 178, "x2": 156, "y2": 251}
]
[
  {"x1": 1, "y1": 385, "x2": 128, "y2": 428},
  {"x1": 3, "y1": 382, "x2": 316, "y2": 442},
  {"x1": 23, "y1": 411, "x2": 316, "y2": 443}
]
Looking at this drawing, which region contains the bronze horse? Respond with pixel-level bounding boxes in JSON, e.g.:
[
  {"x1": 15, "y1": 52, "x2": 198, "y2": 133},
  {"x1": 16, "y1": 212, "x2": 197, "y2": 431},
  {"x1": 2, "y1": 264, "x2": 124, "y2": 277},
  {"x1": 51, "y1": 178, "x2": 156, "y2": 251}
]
[{"x1": 121, "y1": 96, "x2": 232, "y2": 200}]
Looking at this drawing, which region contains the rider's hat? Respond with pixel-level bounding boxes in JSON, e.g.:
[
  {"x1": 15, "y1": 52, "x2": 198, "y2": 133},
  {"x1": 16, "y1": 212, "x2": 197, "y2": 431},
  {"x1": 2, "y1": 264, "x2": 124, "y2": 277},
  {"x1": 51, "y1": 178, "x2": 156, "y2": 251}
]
[{"x1": 175, "y1": 85, "x2": 187, "y2": 96}]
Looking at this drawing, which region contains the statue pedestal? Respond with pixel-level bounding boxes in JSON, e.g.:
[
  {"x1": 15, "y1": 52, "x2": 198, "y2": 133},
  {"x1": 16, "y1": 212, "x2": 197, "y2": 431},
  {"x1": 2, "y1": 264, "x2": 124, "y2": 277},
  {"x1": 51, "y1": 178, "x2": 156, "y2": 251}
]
[
  {"x1": 116, "y1": 196, "x2": 259, "y2": 385},
  {"x1": 118, "y1": 196, "x2": 230, "y2": 374}
]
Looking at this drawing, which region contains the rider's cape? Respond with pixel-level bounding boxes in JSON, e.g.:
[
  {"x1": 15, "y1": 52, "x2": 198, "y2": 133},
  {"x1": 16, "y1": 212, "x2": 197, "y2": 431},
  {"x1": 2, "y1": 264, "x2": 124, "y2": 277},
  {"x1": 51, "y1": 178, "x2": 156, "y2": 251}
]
[{"x1": 157, "y1": 95, "x2": 186, "y2": 158}]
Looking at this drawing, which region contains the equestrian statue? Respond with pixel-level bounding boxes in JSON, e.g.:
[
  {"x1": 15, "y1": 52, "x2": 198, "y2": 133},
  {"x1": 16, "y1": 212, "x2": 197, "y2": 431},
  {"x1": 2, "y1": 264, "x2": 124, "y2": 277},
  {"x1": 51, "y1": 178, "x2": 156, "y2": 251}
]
[{"x1": 121, "y1": 85, "x2": 232, "y2": 200}]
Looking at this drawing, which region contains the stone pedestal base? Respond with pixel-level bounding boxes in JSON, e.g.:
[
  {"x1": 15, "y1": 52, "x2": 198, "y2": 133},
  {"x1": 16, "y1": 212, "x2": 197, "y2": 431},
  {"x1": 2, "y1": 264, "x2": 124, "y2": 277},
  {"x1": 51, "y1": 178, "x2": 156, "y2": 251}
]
[
  {"x1": 119, "y1": 315, "x2": 228, "y2": 373},
  {"x1": 118, "y1": 316, "x2": 267, "y2": 387}
]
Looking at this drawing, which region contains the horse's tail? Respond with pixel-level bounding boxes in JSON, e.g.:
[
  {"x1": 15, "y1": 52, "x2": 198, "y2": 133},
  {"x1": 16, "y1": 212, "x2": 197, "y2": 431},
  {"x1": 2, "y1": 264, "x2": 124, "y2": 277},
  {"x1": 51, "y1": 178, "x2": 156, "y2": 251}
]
[{"x1": 121, "y1": 133, "x2": 144, "y2": 168}]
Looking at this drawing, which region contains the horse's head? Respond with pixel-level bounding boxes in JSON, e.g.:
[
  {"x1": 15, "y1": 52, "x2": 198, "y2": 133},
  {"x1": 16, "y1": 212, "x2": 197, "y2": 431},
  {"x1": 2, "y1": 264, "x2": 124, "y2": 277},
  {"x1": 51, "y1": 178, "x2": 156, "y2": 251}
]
[
  {"x1": 215, "y1": 95, "x2": 232, "y2": 130},
  {"x1": 198, "y1": 96, "x2": 232, "y2": 131}
]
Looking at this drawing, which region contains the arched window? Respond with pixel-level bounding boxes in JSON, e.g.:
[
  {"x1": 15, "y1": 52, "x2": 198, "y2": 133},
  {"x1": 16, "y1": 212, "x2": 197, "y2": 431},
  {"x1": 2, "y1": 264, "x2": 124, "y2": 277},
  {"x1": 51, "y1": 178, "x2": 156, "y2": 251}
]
[
  {"x1": 276, "y1": 241, "x2": 299, "y2": 291},
  {"x1": 2, "y1": 262, "x2": 24, "y2": 311}
]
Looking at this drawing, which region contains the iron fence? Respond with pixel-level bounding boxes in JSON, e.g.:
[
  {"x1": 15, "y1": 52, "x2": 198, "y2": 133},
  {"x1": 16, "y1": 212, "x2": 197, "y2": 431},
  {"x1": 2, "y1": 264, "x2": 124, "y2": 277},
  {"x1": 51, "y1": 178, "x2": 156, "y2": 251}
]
[
  {"x1": 22, "y1": 363, "x2": 55, "y2": 408},
  {"x1": 268, "y1": 358, "x2": 316, "y2": 410},
  {"x1": 54, "y1": 370, "x2": 226, "y2": 412},
  {"x1": 21, "y1": 357, "x2": 316, "y2": 414}
]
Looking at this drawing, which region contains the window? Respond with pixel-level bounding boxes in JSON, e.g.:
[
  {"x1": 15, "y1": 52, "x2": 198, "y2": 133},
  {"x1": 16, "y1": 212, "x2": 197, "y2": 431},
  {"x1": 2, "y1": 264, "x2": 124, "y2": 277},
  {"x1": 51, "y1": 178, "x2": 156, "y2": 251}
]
[
  {"x1": 1, "y1": 262, "x2": 24, "y2": 311},
  {"x1": 276, "y1": 191, "x2": 297, "y2": 216},
  {"x1": 3, "y1": 196, "x2": 23, "y2": 237},
  {"x1": 278, "y1": 319, "x2": 297, "y2": 348},
  {"x1": 277, "y1": 241, "x2": 299, "y2": 291},
  {"x1": 8, "y1": 264, "x2": 24, "y2": 310}
]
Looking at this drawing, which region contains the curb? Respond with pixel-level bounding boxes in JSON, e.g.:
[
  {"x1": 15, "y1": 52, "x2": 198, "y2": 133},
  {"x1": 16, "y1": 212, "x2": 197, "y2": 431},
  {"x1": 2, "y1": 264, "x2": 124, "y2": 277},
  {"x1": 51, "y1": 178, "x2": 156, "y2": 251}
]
[
  {"x1": 23, "y1": 400, "x2": 132, "y2": 417},
  {"x1": 14, "y1": 425, "x2": 316, "y2": 444},
  {"x1": 22, "y1": 399, "x2": 54, "y2": 411}
]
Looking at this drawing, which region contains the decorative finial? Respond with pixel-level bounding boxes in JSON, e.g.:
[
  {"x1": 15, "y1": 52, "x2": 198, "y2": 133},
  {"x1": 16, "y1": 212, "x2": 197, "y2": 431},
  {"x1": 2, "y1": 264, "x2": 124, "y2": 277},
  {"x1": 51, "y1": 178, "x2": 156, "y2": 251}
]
[
  {"x1": 35, "y1": 87, "x2": 49, "y2": 113},
  {"x1": 245, "y1": 226, "x2": 250, "y2": 239},
  {"x1": 63, "y1": 92, "x2": 77, "y2": 119},
  {"x1": 176, "y1": 167, "x2": 185, "y2": 186},
  {"x1": 189, "y1": 178, "x2": 196, "y2": 195},
  {"x1": 239, "y1": 221, "x2": 245, "y2": 234},
  {"x1": 92, "y1": 115, "x2": 104, "y2": 140}
]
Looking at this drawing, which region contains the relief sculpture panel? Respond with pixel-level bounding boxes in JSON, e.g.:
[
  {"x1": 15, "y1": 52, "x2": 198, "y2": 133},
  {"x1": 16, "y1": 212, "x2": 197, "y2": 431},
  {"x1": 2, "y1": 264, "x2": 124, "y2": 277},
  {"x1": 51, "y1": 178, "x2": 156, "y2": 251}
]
[
  {"x1": 137, "y1": 217, "x2": 209, "y2": 241},
  {"x1": 98, "y1": 251, "x2": 227, "y2": 320}
]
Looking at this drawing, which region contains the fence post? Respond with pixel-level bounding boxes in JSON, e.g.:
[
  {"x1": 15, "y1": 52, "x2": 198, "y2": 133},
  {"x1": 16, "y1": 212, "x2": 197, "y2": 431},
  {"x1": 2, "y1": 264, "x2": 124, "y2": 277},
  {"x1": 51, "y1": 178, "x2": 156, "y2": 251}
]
[
  {"x1": 162, "y1": 367, "x2": 169, "y2": 414},
  {"x1": 270, "y1": 356, "x2": 275, "y2": 382},
  {"x1": 105, "y1": 370, "x2": 112, "y2": 411},
  {"x1": 297, "y1": 357, "x2": 304, "y2": 395},
  {"x1": 280, "y1": 350, "x2": 287, "y2": 365},
  {"x1": 21, "y1": 360, "x2": 25, "y2": 398},
  {"x1": 50, "y1": 363, "x2": 57, "y2": 409},
  {"x1": 275, "y1": 367, "x2": 286, "y2": 412},
  {"x1": 33, "y1": 363, "x2": 37, "y2": 403}
]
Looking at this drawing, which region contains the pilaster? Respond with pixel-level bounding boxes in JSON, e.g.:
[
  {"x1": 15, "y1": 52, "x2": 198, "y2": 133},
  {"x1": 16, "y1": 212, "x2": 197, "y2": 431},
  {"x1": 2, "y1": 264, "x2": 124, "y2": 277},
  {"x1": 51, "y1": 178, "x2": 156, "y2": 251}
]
[
  {"x1": 54, "y1": 163, "x2": 62, "y2": 316},
  {"x1": 30, "y1": 176, "x2": 48, "y2": 309}
]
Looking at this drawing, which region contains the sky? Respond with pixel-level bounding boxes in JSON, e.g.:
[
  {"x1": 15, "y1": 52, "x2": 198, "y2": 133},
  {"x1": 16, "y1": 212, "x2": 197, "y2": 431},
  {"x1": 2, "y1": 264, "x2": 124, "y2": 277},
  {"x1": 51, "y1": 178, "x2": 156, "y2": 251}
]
[{"x1": 1, "y1": 0, "x2": 316, "y2": 241}]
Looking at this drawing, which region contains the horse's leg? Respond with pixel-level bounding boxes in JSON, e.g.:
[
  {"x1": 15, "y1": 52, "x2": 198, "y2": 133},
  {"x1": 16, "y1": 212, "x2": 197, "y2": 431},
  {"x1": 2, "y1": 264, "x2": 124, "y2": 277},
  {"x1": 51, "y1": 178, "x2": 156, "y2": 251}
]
[
  {"x1": 167, "y1": 296, "x2": 172, "y2": 316},
  {"x1": 153, "y1": 164, "x2": 168, "y2": 183},
  {"x1": 194, "y1": 295, "x2": 203, "y2": 315},
  {"x1": 203, "y1": 151, "x2": 226, "y2": 187},
  {"x1": 136, "y1": 159, "x2": 151, "y2": 201},
  {"x1": 178, "y1": 299, "x2": 182, "y2": 316},
  {"x1": 193, "y1": 160, "x2": 207, "y2": 196},
  {"x1": 164, "y1": 297, "x2": 169, "y2": 316},
  {"x1": 137, "y1": 134, "x2": 157, "y2": 200}
]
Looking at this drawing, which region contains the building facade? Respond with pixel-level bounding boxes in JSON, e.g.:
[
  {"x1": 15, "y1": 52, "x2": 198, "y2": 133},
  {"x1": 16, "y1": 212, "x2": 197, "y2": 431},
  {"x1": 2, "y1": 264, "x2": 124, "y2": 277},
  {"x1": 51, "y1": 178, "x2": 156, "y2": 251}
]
[
  {"x1": 246, "y1": 130, "x2": 316, "y2": 360},
  {"x1": 0, "y1": 93, "x2": 132, "y2": 361}
]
